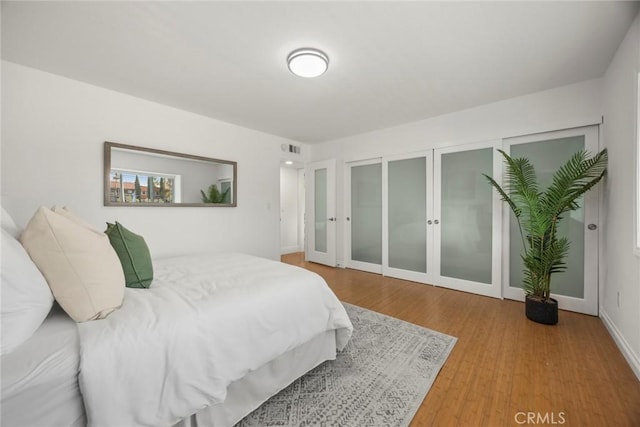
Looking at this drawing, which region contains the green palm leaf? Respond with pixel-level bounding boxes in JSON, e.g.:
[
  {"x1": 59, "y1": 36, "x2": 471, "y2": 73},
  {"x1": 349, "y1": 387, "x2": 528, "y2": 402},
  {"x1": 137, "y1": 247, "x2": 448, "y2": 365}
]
[
  {"x1": 544, "y1": 149, "x2": 607, "y2": 218},
  {"x1": 200, "y1": 184, "x2": 230, "y2": 204}
]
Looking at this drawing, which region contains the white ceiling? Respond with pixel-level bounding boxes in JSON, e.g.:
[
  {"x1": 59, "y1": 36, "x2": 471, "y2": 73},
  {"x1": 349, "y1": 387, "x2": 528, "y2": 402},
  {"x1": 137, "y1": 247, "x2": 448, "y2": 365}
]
[{"x1": 2, "y1": 1, "x2": 638, "y2": 143}]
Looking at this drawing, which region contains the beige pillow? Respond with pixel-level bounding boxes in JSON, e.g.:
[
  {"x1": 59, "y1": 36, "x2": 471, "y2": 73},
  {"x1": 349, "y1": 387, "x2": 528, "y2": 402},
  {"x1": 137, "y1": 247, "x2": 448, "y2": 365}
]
[{"x1": 20, "y1": 207, "x2": 125, "y2": 322}]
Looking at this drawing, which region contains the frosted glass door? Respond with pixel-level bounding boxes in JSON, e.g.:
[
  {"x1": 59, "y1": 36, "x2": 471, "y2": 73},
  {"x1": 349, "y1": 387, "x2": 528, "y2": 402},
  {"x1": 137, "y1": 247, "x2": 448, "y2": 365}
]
[
  {"x1": 314, "y1": 169, "x2": 328, "y2": 253},
  {"x1": 383, "y1": 152, "x2": 433, "y2": 283},
  {"x1": 305, "y1": 159, "x2": 336, "y2": 266},
  {"x1": 433, "y1": 141, "x2": 502, "y2": 298},
  {"x1": 346, "y1": 160, "x2": 382, "y2": 273},
  {"x1": 503, "y1": 126, "x2": 599, "y2": 315}
]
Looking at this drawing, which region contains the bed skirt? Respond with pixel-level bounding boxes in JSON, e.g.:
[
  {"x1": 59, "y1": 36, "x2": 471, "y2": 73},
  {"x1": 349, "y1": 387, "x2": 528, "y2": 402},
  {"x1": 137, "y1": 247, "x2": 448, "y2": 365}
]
[{"x1": 173, "y1": 330, "x2": 337, "y2": 427}]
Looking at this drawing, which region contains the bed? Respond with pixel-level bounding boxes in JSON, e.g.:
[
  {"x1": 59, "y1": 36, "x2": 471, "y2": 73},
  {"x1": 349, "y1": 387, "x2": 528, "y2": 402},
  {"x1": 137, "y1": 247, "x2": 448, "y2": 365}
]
[
  {"x1": 1, "y1": 304, "x2": 85, "y2": 427},
  {"x1": 1, "y1": 208, "x2": 353, "y2": 427}
]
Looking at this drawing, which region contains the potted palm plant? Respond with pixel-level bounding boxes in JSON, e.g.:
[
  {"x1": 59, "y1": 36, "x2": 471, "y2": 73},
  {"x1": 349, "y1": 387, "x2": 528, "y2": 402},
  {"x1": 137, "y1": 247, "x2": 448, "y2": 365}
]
[
  {"x1": 200, "y1": 184, "x2": 230, "y2": 204},
  {"x1": 484, "y1": 148, "x2": 607, "y2": 325}
]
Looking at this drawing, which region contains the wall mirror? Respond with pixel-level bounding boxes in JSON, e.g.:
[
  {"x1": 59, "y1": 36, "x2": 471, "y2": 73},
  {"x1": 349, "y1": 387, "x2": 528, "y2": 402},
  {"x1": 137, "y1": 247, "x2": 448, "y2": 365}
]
[{"x1": 104, "y1": 142, "x2": 237, "y2": 207}]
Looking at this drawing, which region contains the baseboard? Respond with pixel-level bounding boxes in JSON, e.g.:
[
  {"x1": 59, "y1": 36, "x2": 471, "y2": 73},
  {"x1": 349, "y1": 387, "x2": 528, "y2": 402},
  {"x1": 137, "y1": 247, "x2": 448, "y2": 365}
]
[
  {"x1": 600, "y1": 309, "x2": 640, "y2": 381},
  {"x1": 280, "y1": 246, "x2": 302, "y2": 255}
]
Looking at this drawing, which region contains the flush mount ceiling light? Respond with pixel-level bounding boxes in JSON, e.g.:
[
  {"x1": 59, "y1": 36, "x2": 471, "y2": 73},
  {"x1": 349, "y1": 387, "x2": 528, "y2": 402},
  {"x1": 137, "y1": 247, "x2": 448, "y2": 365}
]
[{"x1": 287, "y1": 48, "x2": 329, "y2": 78}]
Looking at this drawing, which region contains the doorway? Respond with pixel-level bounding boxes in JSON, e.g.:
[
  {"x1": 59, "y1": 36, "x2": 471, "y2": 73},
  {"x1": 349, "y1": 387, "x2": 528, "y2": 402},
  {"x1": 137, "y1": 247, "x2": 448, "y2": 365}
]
[{"x1": 280, "y1": 165, "x2": 305, "y2": 255}]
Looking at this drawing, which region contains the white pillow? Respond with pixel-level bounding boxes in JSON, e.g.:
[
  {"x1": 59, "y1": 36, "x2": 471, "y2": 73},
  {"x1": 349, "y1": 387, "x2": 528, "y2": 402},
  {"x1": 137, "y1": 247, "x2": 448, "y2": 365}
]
[
  {"x1": 1, "y1": 228, "x2": 54, "y2": 354},
  {"x1": 20, "y1": 207, "x2": 125, "y2": 322},
  {"x1": 1, "y1": 206, "x2": 21, "y2": 238}
]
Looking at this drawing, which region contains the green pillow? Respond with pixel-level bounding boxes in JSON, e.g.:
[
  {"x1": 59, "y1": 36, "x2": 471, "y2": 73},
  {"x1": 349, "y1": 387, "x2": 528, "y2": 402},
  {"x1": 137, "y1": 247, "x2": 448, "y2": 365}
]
[{"x1": 104, "y1": 222, "x2": 153, "y2": 288}]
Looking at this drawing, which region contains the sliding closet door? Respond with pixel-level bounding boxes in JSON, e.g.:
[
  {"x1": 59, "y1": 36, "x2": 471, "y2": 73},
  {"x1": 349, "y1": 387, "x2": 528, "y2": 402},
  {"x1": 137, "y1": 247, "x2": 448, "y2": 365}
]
[
  {"x1": 503, "y1": 126, "x2": 599, "y2": 315},
  {"x1": 433, "y1": 141, "x2": 503, "y2": 298},
  {"x1": 383, "y1": 151, "x2": 434, "y2": 283},
  {"x1": 346, "y1": 159, "x2": 382, "y2": 273}
]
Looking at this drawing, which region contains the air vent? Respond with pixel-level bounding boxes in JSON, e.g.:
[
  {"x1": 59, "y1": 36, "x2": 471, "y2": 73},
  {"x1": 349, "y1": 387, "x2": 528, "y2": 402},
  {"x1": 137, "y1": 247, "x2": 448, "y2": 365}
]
[{"x1": 281, "y1": 144, "x2": 301, "y2": 154}]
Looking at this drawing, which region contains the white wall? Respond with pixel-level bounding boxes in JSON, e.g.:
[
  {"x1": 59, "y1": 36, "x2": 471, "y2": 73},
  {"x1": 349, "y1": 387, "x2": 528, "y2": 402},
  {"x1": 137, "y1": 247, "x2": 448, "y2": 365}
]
[
  {"x1": 1, "y1": 61, "x2": 305, "y2": 260},
  {"x1": 311, "y1": 79, "x2": 603, "y2": 266},
  {"x1": 601, "y1": 12, "x2": 640, "y2": 379}
]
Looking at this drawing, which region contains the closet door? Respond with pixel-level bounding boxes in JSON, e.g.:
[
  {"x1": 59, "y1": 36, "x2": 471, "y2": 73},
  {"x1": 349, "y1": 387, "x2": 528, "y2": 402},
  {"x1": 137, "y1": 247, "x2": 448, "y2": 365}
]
[
  {"x1": 433, "y1": 141, "x2": 503, "y2": 298},
  {"x1": 383, "y1": 151, "x2": 434, "y2": 283},
  {"x1": 503, "y1": 126, "x2": 599, "y2": 315},
  {"x1": 346, "y1": 159, "x2": 382, "y2": 273}
]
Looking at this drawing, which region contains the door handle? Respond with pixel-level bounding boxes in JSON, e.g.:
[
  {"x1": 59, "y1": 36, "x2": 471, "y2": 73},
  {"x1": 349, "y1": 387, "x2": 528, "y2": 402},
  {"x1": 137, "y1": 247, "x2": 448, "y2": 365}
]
[
  {"x1": 434, "y1": 219, "x2": 439, "y2": 225},
  {"x1": 427, "y1": 220, "x2": 433, "y2": 225},
  {"x1": 328, "y1": 217, "x2": 336, "y2": 222},
  {"x1": 587, "y1": 224, "x2": 597, "y2": 230}
]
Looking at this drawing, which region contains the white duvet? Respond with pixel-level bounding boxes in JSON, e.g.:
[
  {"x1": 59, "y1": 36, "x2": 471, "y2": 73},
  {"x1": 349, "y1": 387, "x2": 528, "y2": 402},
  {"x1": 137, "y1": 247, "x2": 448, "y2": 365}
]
[{"x1": 77, "y1": 253, "x2": 353, "y2": 427}]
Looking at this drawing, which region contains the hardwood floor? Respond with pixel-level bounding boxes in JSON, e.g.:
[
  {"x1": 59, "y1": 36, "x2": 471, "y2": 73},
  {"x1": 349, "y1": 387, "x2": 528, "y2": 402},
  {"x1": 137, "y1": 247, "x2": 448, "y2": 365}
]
[{"x1": 281, "y1": 252, "x2": 640, "y2": 427}]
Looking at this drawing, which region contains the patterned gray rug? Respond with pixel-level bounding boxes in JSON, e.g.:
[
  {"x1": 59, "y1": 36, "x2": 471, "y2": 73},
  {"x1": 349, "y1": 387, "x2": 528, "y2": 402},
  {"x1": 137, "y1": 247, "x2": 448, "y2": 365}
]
[{"x1": 236, "y1": 303, "x2": 457, "y2": 427}]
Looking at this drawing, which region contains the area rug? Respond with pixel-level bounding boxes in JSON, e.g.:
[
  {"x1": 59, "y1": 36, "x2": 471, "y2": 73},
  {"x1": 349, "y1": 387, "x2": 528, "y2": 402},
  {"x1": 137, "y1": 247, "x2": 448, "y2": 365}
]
[{"x1": 236, "y1": 303, "x2": 457, "y2": 427}]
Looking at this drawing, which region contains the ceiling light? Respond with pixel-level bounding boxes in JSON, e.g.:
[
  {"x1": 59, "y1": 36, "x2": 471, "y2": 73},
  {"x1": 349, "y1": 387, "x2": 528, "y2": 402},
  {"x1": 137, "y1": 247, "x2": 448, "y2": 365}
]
[
  {"x1": 287, "y1": 48, "x2": 329, "y2": 78},
  {"x1": 285, "y1": 161, "x2": 293, "y2": 165}
]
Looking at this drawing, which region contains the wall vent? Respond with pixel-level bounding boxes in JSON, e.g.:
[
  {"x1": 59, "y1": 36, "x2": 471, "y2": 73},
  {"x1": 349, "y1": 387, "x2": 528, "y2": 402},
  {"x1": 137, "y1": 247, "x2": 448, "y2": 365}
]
[{"x1": 281, "y1": 143, "x2": 301, "y2": 154}]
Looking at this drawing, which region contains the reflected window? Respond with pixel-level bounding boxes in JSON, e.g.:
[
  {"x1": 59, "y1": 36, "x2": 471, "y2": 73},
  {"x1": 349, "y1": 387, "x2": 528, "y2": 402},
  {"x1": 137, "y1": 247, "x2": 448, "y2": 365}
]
[{"x1": 109, "y1": 170, "x2": 180, "y2": 204}]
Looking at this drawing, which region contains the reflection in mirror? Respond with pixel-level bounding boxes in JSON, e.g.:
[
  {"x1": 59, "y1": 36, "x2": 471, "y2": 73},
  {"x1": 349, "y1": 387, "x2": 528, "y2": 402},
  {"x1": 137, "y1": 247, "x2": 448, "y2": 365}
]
[{"x1": 104, "y1": 142, "x2": 237, "y2": 207}]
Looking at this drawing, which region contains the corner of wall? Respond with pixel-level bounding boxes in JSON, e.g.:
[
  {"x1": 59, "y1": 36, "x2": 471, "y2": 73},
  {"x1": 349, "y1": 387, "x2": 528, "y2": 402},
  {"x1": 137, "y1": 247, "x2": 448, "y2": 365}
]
[
  {"x1": 600, "y1": 9, "x2": 640, "y2": 381},
  {"x1": 600, "y1": 308, "x2": 640, "y2": 380}
]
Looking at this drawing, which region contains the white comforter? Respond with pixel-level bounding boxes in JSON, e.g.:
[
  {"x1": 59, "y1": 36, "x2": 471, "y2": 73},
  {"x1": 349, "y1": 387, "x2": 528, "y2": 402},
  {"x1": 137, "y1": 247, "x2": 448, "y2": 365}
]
[{"x1": 77, "y1": 253, "x2": 353, "y2": 427}]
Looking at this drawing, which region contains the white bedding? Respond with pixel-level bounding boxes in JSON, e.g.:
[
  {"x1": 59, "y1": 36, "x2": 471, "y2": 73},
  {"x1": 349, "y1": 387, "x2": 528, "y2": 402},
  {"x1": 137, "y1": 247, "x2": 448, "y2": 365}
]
[
  {"x1": 78, "y1": 253, "x2": 353, "y2": 427},
  {"x1": 1, "y1": 305, "x2": 85, "y2": 427}
]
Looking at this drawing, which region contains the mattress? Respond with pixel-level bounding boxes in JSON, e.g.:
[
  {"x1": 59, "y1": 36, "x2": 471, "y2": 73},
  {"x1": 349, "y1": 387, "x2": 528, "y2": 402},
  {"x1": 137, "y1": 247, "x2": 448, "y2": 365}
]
[{"x1": 1, "y1": 304, "x2": 85, "y2": 427}]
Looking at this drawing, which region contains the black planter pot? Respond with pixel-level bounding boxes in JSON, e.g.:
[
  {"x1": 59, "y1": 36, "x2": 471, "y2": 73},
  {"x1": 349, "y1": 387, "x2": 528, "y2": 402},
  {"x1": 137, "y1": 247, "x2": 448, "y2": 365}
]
[{"x1": 525, "y1": 295, "x2": 558, "y2": 325}]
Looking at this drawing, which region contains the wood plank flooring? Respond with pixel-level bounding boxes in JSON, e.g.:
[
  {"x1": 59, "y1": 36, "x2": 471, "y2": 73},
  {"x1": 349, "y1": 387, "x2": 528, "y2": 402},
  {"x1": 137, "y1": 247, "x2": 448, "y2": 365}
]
[{"x1": 281, "y1": 252, "x2": 640, "y2": 427}]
